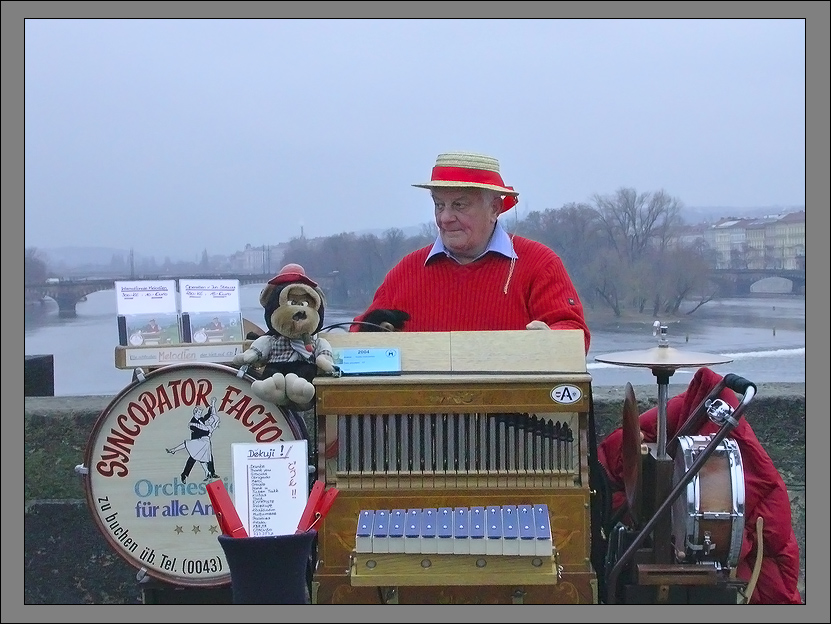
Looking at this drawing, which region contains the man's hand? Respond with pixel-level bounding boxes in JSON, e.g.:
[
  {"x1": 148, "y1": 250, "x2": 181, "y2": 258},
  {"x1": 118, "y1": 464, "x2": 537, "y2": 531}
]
[
  {"x1": 359, "y1": 309, "x2": 411, "y2": 332},
  {"x1": 526, "y1": 320, "x2": 551, "y2": 330}
]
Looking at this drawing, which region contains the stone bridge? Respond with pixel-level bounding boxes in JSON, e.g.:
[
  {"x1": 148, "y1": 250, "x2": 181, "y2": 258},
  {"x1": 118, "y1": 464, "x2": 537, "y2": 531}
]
[
  {"x1": 708, "y1": 268, "x2": 806, "y2": 296},
  {"x1": 25, "y1": 274, "x2": 334, "y2": 317}
]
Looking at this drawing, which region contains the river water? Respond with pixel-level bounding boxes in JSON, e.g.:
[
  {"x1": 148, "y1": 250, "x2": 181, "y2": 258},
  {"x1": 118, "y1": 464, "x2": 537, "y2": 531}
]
[{"x1": 24, "y1": 287, "x2": 805, "y2": 397}]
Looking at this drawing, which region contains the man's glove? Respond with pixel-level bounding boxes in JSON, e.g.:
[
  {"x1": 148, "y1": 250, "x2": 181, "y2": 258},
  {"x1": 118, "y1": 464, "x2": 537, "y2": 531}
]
[{"x1": 359, "y1": 309, "x2": 411, "y2": 332}]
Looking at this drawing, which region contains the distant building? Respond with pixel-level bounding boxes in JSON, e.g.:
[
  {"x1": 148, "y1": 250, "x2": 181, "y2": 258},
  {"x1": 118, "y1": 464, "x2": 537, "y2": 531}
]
[
  {"x1": 229, "y1": 243, "x2": 290, "y2": 274},
  {"x1": 675, "y1": 223, "x2": 710, "y2": 248},
  {"x1": 699, "y1": 211, "x2": 805, "y2": 270}
]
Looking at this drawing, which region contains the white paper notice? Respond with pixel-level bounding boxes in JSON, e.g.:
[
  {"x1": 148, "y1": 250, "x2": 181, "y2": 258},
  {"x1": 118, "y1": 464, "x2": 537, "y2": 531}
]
[
  {"x1": 115, "y1": 280, "x2": 178, "y2": 315},
  {"x1": 179, "y1": 279, "x2": 241, "y2": 313},
  {"x1": 231, "y1": 441, "x2": 309, "y2": 537}
]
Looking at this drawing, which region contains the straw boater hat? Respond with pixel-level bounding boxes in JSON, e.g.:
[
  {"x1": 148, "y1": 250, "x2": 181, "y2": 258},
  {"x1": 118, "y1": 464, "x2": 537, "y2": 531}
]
[{"x1": 413, "y1": 151, "x2": 519, "y2": 213}]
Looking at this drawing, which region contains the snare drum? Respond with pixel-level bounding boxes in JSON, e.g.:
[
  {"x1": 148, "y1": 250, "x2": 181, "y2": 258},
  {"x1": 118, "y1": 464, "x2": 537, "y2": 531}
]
[
  {"x1": 671, "y1": 435, "x2": 745, "y2": 568},
  {"x1": 80, "y1": 362, "x2": 307, "y2": 587}
]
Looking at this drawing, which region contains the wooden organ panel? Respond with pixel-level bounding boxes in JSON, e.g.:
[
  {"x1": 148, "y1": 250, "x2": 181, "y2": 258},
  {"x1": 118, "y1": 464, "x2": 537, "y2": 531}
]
[{"x1": 312, "y1": 330, "x2": 597, "y2": 605}]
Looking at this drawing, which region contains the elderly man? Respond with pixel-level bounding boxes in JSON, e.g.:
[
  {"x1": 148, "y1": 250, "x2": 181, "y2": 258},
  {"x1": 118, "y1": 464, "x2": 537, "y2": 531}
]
[{"x1": 351, "y1": 150, "x2": 590, "y2": 353}]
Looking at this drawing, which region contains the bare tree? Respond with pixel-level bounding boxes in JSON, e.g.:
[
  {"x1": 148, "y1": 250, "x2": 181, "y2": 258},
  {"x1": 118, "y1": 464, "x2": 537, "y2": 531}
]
[
  {"x1": 589, "y1": 188, "x2": 686, "y2": 315},
  {"x1": 586, "y1": 248, "x2": 628, "y2": 317},
  {"x1": 517, "y1": 202, "x2": 602, "y2": 307},
  {"x1": 592, "y1": 187, "x2": 684, "y2": 262},
  {"x1": 25, "y1": 247, "x2": 49, "y2": 284},
  {"x1": 380, "y1": 228, "x2": 407, "y2": 267},
  {"x1": 419, "y1": 221, "x2": 438, "y2": 239}
]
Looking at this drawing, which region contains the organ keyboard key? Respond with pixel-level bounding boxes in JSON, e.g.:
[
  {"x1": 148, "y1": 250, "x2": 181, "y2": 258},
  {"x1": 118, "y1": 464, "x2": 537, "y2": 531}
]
[
  {"x1": 405, "y1": 509, "x2": 421, "y2": 554},
  {"x1": 502, "y1": 505, "x2": 519, "y2": 555},
  {"x1": 389, "y1": 509, "x2": 406, "y2": 553},
  {"x1": 469, "y1": 506, "x2": 486, "y2": 555},
  {"x1": 453, "y1": 507, "x2": 470, "y2": 555},
  {"x1": 372, "y1": 509, "x2": 389, "y2": 553},
  {"x1": 437, "y1": 507, "x2": 453, "y2": 554},
  {"x1": 534, "y1": 504, "x2": 553, "y2": 557},
  {"x1": 486, "y1": 505, "x2": 504, "y2": 555},
  {"x1": 421, "y1": 508, "x2": 438, "y2": 554},
  {"x1": 355, "y1": 510, "x2": 374, "y2": 553},
  {"x1": 518, "y1": 504, "x2": 536, "y2": 556}
]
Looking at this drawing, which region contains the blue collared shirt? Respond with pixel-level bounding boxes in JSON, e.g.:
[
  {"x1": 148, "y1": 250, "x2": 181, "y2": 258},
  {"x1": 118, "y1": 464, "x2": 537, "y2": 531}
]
[{"x1": 425, "y1": 222, "x2": 518, "y2": 265}]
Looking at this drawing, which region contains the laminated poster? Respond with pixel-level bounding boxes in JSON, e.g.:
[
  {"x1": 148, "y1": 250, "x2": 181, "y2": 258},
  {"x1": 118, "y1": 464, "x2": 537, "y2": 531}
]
[
  {"x1": 180, "y1": 279, "x2": 243, "y2": 343},
  {"x1": 115, "y1": 280, "x2": 181, "y2": 345}
]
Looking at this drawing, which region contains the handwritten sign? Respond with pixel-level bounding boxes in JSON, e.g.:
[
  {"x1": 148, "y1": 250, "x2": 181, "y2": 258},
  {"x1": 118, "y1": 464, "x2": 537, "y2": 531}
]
[
  {"x1": 115, "y1": 280, "x2": 178, "y2": 315},
  {"x1": 231, "y1": 441, "x2": 309, "y2": 537},
  {"x1": 180, "y1": 279, "x2": 241, "y2": 313}
]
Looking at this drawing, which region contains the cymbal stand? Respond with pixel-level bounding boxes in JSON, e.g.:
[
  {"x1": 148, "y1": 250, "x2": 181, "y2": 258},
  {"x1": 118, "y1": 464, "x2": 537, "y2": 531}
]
[{"x1": 651, "y1": 321, "x2": 671, "y2": 459}]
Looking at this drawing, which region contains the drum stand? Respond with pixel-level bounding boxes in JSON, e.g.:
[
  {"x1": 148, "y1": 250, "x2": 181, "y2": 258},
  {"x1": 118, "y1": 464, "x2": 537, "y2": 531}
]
[{"x1": 596, "y1": 322, "x2": 756, "y2": 604}]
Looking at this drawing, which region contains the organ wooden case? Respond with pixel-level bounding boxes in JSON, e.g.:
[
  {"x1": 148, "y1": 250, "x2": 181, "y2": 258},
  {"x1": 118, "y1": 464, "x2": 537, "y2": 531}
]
[{"x1": 311, "y1": 330, "x2": 598, "y2": 604}]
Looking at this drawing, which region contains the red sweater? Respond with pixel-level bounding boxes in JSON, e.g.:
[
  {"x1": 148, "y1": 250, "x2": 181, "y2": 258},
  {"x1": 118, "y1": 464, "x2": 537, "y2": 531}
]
[{"x1": 352, "y1": 237, "x2": 590, "y2": 353}]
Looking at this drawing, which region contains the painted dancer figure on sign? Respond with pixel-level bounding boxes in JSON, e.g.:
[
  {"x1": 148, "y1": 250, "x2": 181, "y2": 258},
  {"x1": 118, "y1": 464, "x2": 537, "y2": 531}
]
[{"x1": 166, "y1": 396, "x2": 220, "y2": 482}]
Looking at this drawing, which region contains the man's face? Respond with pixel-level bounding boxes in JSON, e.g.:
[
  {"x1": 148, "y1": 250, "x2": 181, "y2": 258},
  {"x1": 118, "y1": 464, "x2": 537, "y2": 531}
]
[{"x1": 432, "y1": 187, "x2": 501, "y2": 262}]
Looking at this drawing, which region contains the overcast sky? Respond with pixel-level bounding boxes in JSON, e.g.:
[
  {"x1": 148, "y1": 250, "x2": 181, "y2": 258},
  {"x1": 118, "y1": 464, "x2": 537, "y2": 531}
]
[{"x1": 23, "y1": 18, "x2": 806, "y2": 262}]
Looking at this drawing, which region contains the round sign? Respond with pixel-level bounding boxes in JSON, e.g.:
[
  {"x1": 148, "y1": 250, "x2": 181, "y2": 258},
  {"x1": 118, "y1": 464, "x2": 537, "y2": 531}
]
[
  {"x1": 550, "y1": 384, "x2": 583, "y2": 405},
  {"x1": 82, "y1": 362, "x2": 307, "y2": 587}
]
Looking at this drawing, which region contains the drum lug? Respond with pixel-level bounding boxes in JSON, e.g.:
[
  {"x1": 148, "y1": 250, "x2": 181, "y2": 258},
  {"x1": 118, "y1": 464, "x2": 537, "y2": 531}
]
[
  {"x1": 512, "y1": 588, "x2": 526, "y2": 604},
  {"x1": 656, "y1": 584, "x2": 670, "y2": 603},
  {"x1": 74, "y1": 464, "x2": 89, "y2": 476},
  {"x1": 703, "y1": 531, "x2": 715, "y2": 556}
]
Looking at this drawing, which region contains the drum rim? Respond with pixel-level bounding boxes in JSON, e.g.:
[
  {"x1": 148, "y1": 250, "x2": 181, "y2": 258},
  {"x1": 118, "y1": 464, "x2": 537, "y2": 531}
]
[{"x1": 81, "y1": 361, "x2": 307, "y2": 587}]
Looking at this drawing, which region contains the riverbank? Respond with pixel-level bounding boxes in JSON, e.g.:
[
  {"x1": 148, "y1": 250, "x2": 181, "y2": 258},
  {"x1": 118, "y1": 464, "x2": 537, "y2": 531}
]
[
  {"x1": 23, "y1": 383, "x2": 805, "y2": 604},
  {"x1": 582, "y1": 291, "x2": 805, "y2": 323}
]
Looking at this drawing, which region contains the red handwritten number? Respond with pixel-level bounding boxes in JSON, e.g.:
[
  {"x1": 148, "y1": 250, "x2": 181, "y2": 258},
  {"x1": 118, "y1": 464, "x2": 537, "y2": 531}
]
[{"x1": 287, "y1": 461, "x2": 298, "y2": 493}]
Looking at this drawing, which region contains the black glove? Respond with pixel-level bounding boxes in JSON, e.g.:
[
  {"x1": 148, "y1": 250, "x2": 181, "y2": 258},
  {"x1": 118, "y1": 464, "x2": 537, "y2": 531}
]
[{"x1": 358, "y1": 309, "x2": 411, "y2": 332}]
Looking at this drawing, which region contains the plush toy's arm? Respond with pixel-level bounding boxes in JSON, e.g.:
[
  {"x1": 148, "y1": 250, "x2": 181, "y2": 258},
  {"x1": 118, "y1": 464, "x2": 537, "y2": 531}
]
[
  {"x1": 316, "y1": 353, "x2": 336, "y2": 374},
  {"x1": 313, "y1": 336, "x2": 337, "y2": 374},
  {"x1": 233, "y1": 335, "x2": 274, "y2": 366}
]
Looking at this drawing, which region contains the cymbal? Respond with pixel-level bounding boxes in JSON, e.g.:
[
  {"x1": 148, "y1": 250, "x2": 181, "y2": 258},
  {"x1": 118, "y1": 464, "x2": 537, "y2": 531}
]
[
  {"x1": 595, "y1": 346, "x2": 733, "y2": 369},
  {"x1": 621, "y1": 382, "x2": 642, "y2": 525}
]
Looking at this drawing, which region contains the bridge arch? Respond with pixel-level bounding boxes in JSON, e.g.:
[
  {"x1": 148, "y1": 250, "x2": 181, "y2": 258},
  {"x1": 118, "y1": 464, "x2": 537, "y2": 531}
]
[
  {"x1": 749, "y1": 276, "x2": 797, "y2": 294},
  {"x1": 709, "y1": 269, "x2": 806, "y2": 296}
]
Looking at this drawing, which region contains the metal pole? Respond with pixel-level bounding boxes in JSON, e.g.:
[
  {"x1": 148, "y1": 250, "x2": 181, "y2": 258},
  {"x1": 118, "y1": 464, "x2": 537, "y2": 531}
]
[{"x1": 654, "y1": 369, "x2": 673, "y2": 458}]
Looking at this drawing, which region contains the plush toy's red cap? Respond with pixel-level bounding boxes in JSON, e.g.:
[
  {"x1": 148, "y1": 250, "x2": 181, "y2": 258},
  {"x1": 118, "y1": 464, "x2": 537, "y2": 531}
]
[{"x1": 267, "y1": 263, "x2": 318, "y2": 288}]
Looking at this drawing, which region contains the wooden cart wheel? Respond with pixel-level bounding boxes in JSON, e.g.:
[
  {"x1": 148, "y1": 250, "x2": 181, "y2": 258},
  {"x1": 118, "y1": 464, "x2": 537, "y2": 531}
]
[{"x1": 621, "y1": 382, "x2": 643, "y2": 525}]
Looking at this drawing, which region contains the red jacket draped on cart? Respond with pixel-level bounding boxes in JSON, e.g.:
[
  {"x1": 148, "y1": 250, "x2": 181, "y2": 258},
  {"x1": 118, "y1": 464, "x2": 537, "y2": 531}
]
[{"x1": 597, "y1": 367, "x2": 802, "y2": 604}]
